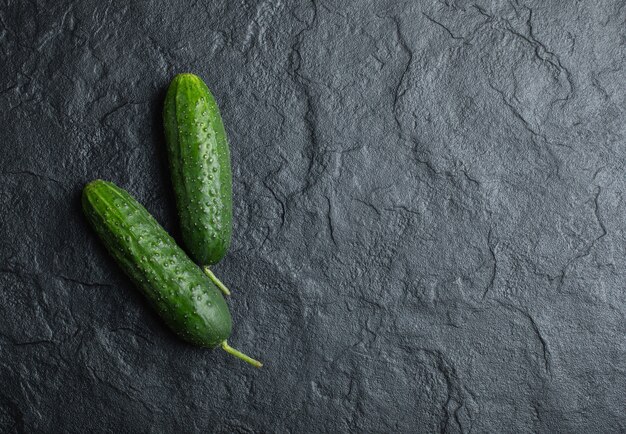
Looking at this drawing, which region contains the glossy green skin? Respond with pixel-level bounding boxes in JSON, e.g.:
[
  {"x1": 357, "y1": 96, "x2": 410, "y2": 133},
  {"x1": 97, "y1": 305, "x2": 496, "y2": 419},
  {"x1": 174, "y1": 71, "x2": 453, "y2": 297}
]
[
  {"x1": 82, "y1": 180, "x2": 232, "y2": 348},
  {"x1": 163, "y1": 73, "x2": 232, "y2": 266}
]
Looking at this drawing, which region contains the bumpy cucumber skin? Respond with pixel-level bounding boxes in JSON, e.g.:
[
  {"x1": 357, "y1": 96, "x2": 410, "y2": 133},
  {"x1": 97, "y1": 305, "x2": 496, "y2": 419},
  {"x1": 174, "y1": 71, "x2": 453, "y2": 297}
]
[
  {"x1": 82, "y1": 180, "x2": 232, "y2": 348},
  {"x1": 163, "y1": 73, "x2": 233, "y2": 267}
]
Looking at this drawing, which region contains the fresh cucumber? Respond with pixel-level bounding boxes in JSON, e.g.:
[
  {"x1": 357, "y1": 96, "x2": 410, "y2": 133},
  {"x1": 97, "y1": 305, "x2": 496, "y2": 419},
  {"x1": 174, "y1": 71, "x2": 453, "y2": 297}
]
[
  {"x1": 82, "y1": 180, "x2": 261, "y2": 367},
  {"x1": 163, "y1": 73, "x2": 233, "y2": 294}
]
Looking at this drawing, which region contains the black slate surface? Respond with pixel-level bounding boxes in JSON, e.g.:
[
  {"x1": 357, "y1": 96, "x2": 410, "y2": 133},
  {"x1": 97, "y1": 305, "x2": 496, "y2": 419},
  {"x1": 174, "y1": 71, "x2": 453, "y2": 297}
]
[{"x1": 1, "y1": 0, "x2": 625, "y2": 432}]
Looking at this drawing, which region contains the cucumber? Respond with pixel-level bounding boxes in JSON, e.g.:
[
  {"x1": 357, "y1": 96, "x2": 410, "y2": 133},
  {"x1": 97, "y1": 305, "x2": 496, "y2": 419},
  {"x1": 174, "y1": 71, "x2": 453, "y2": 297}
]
[
  {"x1": 82, "y1": 180, "x2": 261, "y2": 367},
  {"x1": 163, "y1": 74, "x2": 233, "y2": 294}
]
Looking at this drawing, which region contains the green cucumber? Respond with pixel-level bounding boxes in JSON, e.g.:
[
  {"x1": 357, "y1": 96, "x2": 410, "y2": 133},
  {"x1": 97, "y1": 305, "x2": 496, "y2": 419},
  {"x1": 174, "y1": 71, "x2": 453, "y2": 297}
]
[
  {"x1": 163, "y1": 73, "x2": 233, "y2": 294},
  {"x1": 82, "y1": 179, "x2": 261, "y2": 367}
]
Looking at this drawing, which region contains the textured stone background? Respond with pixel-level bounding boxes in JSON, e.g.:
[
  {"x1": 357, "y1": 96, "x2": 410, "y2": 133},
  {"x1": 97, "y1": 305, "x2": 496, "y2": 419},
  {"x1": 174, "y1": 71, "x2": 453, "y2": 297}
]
[{"x1": 1, "y1": 0, "x2": 625, "y2": 432}]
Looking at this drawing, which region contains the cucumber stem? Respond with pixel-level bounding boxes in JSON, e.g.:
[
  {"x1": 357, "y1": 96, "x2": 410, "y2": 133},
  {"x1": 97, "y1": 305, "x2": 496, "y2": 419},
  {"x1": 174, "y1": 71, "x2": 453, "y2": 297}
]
[
  {"x1": 221, "y1": 340, "x2": 263, "y2": 368},
  {"x1": 203, "y1": 266, "x2": 231, "y2": 296}
]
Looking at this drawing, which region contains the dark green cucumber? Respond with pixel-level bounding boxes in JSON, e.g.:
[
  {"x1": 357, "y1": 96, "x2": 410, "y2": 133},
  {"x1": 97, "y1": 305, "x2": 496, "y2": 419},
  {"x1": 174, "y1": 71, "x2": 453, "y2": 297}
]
[
  {"x1": 163, "y1": 73, "x2": 232, "y2": 275},
  {"x1": 82, "y1": 180, "x2": 261, "y2": 367}
]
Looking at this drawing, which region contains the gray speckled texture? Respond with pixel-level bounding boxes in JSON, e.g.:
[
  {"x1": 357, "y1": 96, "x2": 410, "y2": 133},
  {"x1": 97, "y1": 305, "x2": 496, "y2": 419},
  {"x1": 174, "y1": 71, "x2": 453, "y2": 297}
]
[{"x1": 1, "y1": 0, "x2": 625, "y2": 432}]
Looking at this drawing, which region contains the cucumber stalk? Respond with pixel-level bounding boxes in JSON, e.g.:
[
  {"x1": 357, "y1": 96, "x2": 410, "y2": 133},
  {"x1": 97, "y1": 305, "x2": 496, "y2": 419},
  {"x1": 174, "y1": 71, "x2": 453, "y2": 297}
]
[
  {"x1": 221, "y1": 341, "x2": 263, "y2": 368},
  {"x1": 203, "y1": 267, "x2": 232, "y2": 296}
]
